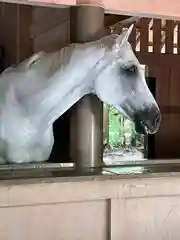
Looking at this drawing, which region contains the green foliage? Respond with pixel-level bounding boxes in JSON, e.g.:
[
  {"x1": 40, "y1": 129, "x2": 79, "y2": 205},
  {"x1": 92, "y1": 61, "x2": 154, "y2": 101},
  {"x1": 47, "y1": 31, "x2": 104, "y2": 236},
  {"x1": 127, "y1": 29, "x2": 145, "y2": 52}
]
[{"x1": 108, "y1": 105, "x2": 144, "y2": 149}]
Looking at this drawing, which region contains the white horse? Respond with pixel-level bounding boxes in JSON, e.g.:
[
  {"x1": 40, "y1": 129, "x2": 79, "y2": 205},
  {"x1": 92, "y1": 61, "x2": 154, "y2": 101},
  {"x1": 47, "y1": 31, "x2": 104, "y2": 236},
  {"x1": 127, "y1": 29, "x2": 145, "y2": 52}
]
[{"x1": 0, "y1": 25, "x2": 161, "y2": 164}]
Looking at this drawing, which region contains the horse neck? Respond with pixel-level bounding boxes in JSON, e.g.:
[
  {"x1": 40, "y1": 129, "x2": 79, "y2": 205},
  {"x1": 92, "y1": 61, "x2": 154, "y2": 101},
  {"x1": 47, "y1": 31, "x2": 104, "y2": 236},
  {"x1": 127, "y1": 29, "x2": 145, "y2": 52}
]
[{"x1": 28, "y1": 42, "x2": 106, "y2": 128}]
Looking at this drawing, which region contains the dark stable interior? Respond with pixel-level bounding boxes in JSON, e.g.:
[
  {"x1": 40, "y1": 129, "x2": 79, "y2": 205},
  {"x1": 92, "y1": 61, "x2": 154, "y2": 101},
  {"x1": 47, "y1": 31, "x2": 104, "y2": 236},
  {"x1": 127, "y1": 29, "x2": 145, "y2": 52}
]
[{"x1": 144, "y1": 76, "x2": 156, "y2": 159}]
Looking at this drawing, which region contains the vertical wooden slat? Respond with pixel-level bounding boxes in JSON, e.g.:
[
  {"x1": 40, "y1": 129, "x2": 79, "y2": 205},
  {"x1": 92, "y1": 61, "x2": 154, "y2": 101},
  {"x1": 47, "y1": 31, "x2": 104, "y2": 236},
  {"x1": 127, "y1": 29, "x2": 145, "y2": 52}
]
[
  {"x1": 18, "y1": 5, "x2": 33, "y2": 62},
  {"x1": 140, "y1": 18, "x2": 149, "y2": 53},
  {"x1": 0, "y1": 3, "x2": 19, "y2": 67},
  {"x1": 0, "y1": 4, "x2": 32, "y2": 66},
  {"x1": 177, "y1": 22, "x2": 180, "y2": 54},
  {"x1": 165, "y1": 20, "x2": 174, "y2": 54},
  {"x1": 153, "y1": 19, "x2": 161, "y2": 53}
]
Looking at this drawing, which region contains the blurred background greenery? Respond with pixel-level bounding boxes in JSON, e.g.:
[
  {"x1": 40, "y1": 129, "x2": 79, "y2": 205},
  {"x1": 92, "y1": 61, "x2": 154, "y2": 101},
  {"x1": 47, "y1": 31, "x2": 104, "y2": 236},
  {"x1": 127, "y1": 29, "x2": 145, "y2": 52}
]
[{"x1": 104, "y1": 105, "x2": 144, "y2": 152}]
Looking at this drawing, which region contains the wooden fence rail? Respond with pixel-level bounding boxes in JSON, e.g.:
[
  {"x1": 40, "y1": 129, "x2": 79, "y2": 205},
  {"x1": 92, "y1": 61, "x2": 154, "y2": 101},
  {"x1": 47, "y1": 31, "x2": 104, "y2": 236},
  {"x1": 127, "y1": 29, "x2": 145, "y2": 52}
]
[{"x1": 128, "y1": 18, "x2": 178, "y2": 54}]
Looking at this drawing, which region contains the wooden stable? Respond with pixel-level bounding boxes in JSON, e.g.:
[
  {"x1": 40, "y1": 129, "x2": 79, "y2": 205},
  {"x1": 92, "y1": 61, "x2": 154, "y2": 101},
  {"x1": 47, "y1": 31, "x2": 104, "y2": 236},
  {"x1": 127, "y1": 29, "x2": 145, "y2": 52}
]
[
  {"x1": 1, "y1": 6, "x2": 180, "y2": 158},
  {"x1": 1, "y1": 0, "x2": 180, "y2": 239}
]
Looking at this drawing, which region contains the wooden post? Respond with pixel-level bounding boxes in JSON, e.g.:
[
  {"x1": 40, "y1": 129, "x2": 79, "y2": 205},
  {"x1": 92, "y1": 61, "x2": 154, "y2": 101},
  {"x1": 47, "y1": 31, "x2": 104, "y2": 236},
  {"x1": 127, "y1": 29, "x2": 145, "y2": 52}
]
[
  {"x1": 153, "y1": 19, "x2": 162, "y2": 53},
  {"x1": 70, "y1": 5, "x2": 104, "y2": 172}
]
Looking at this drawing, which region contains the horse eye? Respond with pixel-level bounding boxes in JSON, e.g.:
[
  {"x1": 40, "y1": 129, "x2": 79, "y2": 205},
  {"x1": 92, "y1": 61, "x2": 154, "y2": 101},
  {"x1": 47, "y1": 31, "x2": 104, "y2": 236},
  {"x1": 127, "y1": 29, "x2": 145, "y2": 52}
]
[
  {"x1": 129, "y1": 65, "x2": 137, "y2": 72},
  {"x1": 122, "y1": 64, "x2": 138, "y2": 76}
]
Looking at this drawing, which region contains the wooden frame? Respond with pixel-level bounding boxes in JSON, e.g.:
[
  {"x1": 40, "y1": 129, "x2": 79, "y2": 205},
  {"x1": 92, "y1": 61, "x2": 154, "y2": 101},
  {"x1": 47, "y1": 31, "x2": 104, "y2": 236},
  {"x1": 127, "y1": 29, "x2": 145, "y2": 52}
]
[
  {"x1": 1, "y1": 0, "x2": 180, "y2": 21},
  {"x1": 1, "y1": 173, "x2": 180, "y2": 239}
]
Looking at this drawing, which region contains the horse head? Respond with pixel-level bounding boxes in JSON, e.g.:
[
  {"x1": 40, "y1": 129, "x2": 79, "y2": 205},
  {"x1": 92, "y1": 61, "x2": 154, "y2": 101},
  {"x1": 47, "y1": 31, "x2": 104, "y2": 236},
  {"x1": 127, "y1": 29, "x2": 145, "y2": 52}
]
[{"x1": 93, "y1": 25, "x2": 161, "y2": 135}]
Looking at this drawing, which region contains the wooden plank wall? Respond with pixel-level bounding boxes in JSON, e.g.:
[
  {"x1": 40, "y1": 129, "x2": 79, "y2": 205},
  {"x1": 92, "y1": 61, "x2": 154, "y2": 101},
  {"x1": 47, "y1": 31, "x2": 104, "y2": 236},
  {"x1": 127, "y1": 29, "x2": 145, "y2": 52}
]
[
  {"x1": 131, "y1": 18, "x2": 180, "y2": 158},
  {"x1": 0, "y1": 3, "x2": 33, "y2": 69},
  {"x1": 31, "y1": 7, "x2": 70, "y2": 52},
  {"x1": 0, "y1": 3, "x2": 70, "y2": 68}
]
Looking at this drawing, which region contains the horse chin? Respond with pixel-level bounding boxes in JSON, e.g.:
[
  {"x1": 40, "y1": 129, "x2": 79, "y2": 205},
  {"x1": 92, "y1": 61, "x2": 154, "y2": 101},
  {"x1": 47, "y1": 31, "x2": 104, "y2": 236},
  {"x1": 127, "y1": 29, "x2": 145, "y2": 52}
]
[{"x1": 134, "y1": 121, "x2": 151, "y2": 135}]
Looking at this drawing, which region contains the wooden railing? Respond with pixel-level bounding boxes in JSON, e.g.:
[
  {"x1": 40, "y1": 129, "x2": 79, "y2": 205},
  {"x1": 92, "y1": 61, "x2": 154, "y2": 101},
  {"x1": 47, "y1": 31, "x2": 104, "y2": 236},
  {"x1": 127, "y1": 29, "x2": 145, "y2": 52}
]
[{"x1": 128, "y1": 18, "x2": 180, "y2": 54}]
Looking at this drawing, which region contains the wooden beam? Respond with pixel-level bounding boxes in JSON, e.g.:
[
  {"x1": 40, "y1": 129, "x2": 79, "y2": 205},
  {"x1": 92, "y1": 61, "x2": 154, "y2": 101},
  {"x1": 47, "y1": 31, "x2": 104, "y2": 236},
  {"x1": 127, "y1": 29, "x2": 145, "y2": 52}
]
[
  {"x1": 2, "y1": 0, "x2": 180, "y2": 21},
  {"x1": 70, "y1": 6, "x2": 104, "y2": 171}
]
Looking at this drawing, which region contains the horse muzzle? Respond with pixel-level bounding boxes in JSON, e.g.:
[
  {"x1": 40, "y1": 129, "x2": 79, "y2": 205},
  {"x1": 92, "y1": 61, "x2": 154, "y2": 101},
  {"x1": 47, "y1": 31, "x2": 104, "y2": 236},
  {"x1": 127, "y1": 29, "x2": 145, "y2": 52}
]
[{"x1": 134, "y1": 107, "x2": 161, "y2": 135}]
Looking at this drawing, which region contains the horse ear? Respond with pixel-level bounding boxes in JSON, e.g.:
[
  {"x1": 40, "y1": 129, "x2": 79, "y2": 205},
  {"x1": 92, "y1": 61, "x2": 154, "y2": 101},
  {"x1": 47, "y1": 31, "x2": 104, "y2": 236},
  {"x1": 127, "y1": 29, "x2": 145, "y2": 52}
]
[{"x1": 113, "y1": 24, "x2": 134, "y2": 50}]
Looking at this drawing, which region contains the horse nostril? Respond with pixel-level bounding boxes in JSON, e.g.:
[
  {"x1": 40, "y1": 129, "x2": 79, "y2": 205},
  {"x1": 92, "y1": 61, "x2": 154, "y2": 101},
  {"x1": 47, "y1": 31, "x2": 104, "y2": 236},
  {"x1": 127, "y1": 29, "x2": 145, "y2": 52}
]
[{"x1": 154, "y1": 114, "x2": 161, "y2": 128}]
